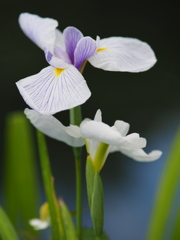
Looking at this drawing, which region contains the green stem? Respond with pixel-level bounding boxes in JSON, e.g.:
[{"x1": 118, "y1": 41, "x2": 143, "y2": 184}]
[
  {"x1": 70, "y1": 106, "x2": 83, "y2": 239},
  {"x1": 95, "y1": 237, "x2": 101, "y2": 240},
  {"x1": 37, "y1": 130, "x2": 65, "y2": 240}
]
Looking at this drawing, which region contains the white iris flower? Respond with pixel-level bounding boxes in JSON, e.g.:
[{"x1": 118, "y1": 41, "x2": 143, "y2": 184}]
[
  {"x1": 16, "y1": 13, "x2": 157, "y2": 115},
  {"x1": 25, "y1": 108, "x2": 162, "y2": 171}
]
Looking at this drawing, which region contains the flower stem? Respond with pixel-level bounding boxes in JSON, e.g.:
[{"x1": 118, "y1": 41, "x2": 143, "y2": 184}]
[
  {"x1": 37, "y1": 130, "x2": 65, "y2": 240},
  {"x1": 70, "y1": 106, "x2": 82, "y2": 239}
]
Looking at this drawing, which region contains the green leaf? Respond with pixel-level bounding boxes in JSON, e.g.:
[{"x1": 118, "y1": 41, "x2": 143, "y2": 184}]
[
  {"x1": 86, "y1": 156, "x2": 104, "y2": 237},
  {"x1": 3, "y1": 112, "x2": 39, "y2": 229},
  {"x1": 60, "y1": 199, "x2": 78, "y2": 240},
  {"x1": 82, "y1": 228, "x2": 109, "y2": 240},
  {"x1": 146, "y1": 127, "x2": 180, "y2": 240},
  {"x1": 37, "y1": 130, "x2": 65, "y2": 240},
  {"x1": 86, "y1": 156, "x2": 96, "y2": 207},
  {"x1": 0, "y1": 206, "x2": 19, "y2": 240},
  {"x1": 171, "y1": 204, "x2": 180, "y2": 240}
]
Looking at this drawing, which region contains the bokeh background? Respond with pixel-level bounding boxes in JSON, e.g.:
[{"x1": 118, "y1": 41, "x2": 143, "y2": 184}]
[{"x1": 0, "y1": 1, "x2": 180, "y2": 239}]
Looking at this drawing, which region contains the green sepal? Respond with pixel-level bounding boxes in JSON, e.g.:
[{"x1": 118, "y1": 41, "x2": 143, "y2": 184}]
[
  {"x1": 0, "y1": 206, "x2": 19, "y2": 240},
  {"x1": 60, "y1": 200, "x2": 78, "y2": 240},
  {"x1": 86, "y1": 156, "x2": 104, "y2": 237},
  {"x1": 82, "y1": 227, "x2": 109, "y2": 240}
]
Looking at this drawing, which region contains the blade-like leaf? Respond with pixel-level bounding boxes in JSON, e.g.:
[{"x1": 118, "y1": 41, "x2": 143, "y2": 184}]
[
  {"x1": 171, "y1": 204, "x2": 180, "y2": 240},
  {"x1": 82, "y1": 228, "x2": 109, "y2": 240},
  {"x1": 3, "y1": 112, "x2": 39, "y2": 229},
  {"x1": 86, "y1": 156, "x2": 104, "y2": 237},
  {"x1": 37, "y1": 130, "x2": 65, "y2": 240},
  {"x1": 60, "y1": 199, "x2": 78, "y2": 240},
  {"x1": 146, "y1": 127, "x2": 180, "y2": 240},
  {"x1": 0, "y1": 206, "x2": 19, "y2": 240}
]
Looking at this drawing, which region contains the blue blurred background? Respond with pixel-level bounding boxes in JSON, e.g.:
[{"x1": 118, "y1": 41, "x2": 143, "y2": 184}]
[{"x1": 0, "y1": 0, "x2": 180, "y2": 239}]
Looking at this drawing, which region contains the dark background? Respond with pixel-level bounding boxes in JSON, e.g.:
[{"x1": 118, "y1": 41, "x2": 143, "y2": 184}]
[{"x1": 0, "y1": 1, "x2": 180, "y2": 239}]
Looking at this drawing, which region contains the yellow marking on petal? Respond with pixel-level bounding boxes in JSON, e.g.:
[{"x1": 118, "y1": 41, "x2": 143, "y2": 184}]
[
  {"x1": 54, "y1": 68, "x2": 66, "y2": 77},
  {"x1": 96, "y1": 48, "x2": 108, "y2": 52}
]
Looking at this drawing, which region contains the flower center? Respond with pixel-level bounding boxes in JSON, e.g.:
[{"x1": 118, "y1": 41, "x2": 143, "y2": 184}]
[
  {"x1": 96, "y1": 48, "x2": 107, "y2": 52},
  {"x1": 54, "y1": 68, "x2": 65, "y2": 77}
]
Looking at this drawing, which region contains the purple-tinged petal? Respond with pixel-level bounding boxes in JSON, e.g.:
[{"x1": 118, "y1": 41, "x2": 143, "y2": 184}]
[
  {"x1": 44, "y1": 48, "x2": 69, "y2": 68},
  {"x1": 63, "y1": 26, "x2": 83, "y2": 64},
  {"x1": 74, "y1": 37, "x2": 97, "y2": 70},
  {"x1": 54, "y1": 46, "x2": 71, "y2": 64},
  {"x1": 88, "y1": 37, "x2": 157, "y2": 72},
  {"x1": 19, "y1": 13, "x2": 58, "y2": 52},
  {"x1": 24, "y1": 108, "x2": 84, "y2": 147},
  {"x1": 16, "y1": 66, "x2": 91, "y2": 115}
]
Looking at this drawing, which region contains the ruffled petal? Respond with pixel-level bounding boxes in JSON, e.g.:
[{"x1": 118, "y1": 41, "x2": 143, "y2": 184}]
[
  {"x1": 16, "y1": 66, "x2": 91, "y2": 115},
  {"x1": 113, "y1": 120, "x2": 130, "y2": 136},
  {"x1": 25, "y1": 109, "x2": 84, "y2": 147},
  {"x1": 120, "y1": 148, "x2": 162, "y2": 162},
  {"x1": 120, "y1": 133, "x2": 147, "y2": 150},
  {"x1": 74, "y1": 37, "x2": 97, "y2": 70},
  {"x1": 63, "y1": 26, "x2": 83, "y2": 64},
  {"x1": 29, "y1": 219, "x2": 49, "y2": 230},
  {"x1": 19, "y1": 13, "x2": 58, "y2": 51},
  {"x1": 88, "y1": 37, "x2": 157, "y2": 72},
  {"x1": 80, "y1": 120, "x2": 124, "y2": 145}
]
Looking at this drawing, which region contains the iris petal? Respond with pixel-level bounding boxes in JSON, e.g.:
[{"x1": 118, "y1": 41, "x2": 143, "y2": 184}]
[
  {"x1": 119, "y1": 149, "x2": 162, "y2": 162},
  {"x1": 63, "y1": 26, "x2": 83, "y2": 64},
  {"x1": 44, "y1": 48, "x2": 70, "y2": 68},
  {"x1": 88, "y1": 37, "x2": 157, "y2": 72},
  {"x1": 80, "y1": 120, "x2": 124, "y2": 145},
  {"x1": 19, "y1": 13, "x2": 58, "y2": 51},
  {"x1": 29, "y1": 219, "x2": 49, "y2": 230},
  {"x1": 16, "y1": 66, "x2": 91, "y2": 115},
  {"x1": 120, "y1": 133, "x2": 147, "y2": 149},
  {"x1": 94, "y1": 109, "x2": 102, "y2": 122},
  {"x1": 114, "y1": 120, "x2": 130, "y2": 136},
  {"x1": 74, "y1": 37, "x2": 97, "y2": 70},
  {"x1": 25, "y1": 109, "x2": 84, "y2": 147}
]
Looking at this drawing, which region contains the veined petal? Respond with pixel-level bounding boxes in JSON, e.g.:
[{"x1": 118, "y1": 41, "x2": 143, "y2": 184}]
[
  {"x1": 88, "y1": 37, "x2": 157, "y2": 72},
  {"x1": 29, "y1": 218, "x2": 49, "y2": 230},
  {"x1": 16, "y1": 66, "x2": 91, "y2": 115},
  {"x1": 80, "y1": 120, "x2": 124, "y2": 145},
  {"x1": 19, "y1": 13, "x2": 58, "y2": 51},
  {"x1": 120, "y1": 148, "x2": 162, "y2": 162},
  {"x1": 74, "y1": 37, "x2": 97, "y2": 70},
  {"x1": 120, "y1": 133, "x2": 147, "y2": 150},
  {"x1": 44, "y1": 48, "x2": 70, "y2": 68},
  {"x1": 63, "y1": 26, "x2": 83, "y2": 63},
  {"x1": 54, "y1": 46, "x2": 71, "y2": 64},
  {"x1": 25, "y1": 109, "x2": 84, "y2": 147},
  {"x1": 113, "y1": 120, "x2": 130, "y2": 136}
]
